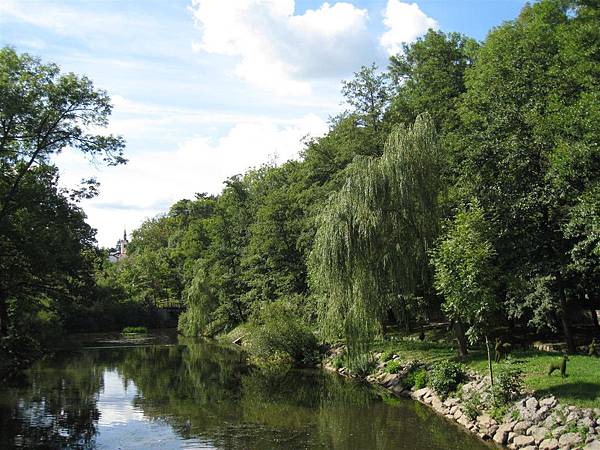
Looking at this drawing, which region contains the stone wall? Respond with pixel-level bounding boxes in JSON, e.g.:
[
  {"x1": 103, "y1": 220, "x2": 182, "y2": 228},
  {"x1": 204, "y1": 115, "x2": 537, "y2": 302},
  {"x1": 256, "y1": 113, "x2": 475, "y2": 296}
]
[{"x1": 324, "y1": 351, "x2": 600, "y2": 450}]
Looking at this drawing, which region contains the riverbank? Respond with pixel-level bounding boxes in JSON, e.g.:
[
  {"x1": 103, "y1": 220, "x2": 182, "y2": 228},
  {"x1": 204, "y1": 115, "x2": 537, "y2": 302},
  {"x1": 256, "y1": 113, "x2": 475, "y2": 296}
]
[{"x1": 324, "y1": 345, "x2": 600, "y2": 450}]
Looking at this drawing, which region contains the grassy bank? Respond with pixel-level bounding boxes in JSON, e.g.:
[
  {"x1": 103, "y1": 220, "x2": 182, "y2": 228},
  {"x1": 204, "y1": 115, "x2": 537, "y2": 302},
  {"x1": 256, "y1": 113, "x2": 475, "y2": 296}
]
[{"x1": 371, "y1": 332, "x2": 600, "y2": 408}]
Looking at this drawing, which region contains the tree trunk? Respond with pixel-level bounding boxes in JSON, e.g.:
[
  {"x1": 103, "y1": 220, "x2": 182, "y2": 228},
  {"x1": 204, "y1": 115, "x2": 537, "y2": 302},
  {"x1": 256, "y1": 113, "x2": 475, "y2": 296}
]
[
  {"x1": 590, "y1": 306, "x2": 600, "y2": 335},
  {"x1": 0, "y1": 294, "x2": 8, "y2": 337},
  {"x1": 454, "y1": 321, "x2": 468, "y2": 359},
  {"x1": 558, "y1": 284, "x2": 576, "y2": 354},
  {"x1": 485, "y1": 335, "x2": 495, "y2": 402}
]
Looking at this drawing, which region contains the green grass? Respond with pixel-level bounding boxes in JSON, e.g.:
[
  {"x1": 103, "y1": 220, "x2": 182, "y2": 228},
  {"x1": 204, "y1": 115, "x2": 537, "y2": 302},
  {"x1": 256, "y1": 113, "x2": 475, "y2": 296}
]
[
  {"x1": 122, "y1": 326, "x2": 148, "y2": 334},
  {"x1": 371, "y1": 330, "x2": 600, "y2": 408}
]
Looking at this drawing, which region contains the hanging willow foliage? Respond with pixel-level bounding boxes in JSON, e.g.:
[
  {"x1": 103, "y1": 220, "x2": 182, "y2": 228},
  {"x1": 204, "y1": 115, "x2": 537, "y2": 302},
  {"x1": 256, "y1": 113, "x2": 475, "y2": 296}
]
[{"x1": 309, "y1": 114, "x2": 444, "y2": 357}]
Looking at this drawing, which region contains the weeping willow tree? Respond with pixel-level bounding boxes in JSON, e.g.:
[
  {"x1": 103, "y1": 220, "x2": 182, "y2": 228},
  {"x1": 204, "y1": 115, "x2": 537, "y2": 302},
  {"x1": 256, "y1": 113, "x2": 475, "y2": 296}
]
[{"x1": 310, "y1": 114, "x2": 444, "y2": 358}]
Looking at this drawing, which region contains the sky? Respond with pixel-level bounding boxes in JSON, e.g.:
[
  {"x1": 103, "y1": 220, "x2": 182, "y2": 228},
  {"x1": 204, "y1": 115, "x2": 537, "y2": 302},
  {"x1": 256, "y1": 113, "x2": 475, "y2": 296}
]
[{"x1": 0, "y1": 0, "x2": 526, "y2": 247}]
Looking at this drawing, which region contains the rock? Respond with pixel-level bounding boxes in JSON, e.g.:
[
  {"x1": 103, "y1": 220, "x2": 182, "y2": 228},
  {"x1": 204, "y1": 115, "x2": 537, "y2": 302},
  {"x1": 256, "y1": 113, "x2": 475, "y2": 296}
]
[
  {"x1": 580, "y1": 417, "x2": 596, "y2": 428},
  {"x1": 539, "y1": 438, "x2": 559, "y2": 450},
  {"x1": 458, "y1": 415, "x2": 474, "y2": 429},
  {"x1": 477, "y1": 414, "x2": 496, "y2": 429},
  {"x1": 529, "y1": 425, "x2": 550, "y2": 444},
  {"x1": 558, "y1": 432, "x2": 582, "y2": 448},
  {"x1": 513, "y1": 420, "x2": 532, "y2": 435},
  {"x1": 566, "y1": 411, "x2": 580, "y2": 423},
  {"x1": 552, "y1": 425, "x2": 567, "y2": 438},
  {"x1": 540, "y1": 396, "x2": 557, "y2": 408},
  {"x1": 526, "y1": 397, "x2": 539, "y2": 411},
  {"x1": 390, "y1": 384, "x2": 405, "y2": 396},
  {"x1": 513, "y1": 435, "x2": 535, "y2": 447},
  {"x1": 412, "y1": 387, "x2": 430, "y2": 399},
  {"x1": 454, "y1": 409, "x2": 463, "y2": 420},
  {"x1": 520, "y1": 446, "x2": 537, "y2": 450},
  {"x1": 584, "y1": 441, "x2": 600, "y2": 450},
  {"x1": 493, "y1": 429, "x2": 508, "y2": 445},
  {"x1": 431, "y1": 397, "x2": 446, "y2": 414},
  {"x1": 508, "y1": 431, "x2": 516, "y2": 443},
  {"x1": 535, "y1": 405, "x2": 551, "y2": 422},
  {"x1": 444, "y1": 397, "x2": 459, "y2": 407}
]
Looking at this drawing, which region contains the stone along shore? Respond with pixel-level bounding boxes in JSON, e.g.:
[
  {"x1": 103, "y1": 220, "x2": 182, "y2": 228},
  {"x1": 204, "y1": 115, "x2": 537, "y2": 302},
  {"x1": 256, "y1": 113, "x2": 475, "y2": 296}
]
[{"x1": 324, "y1": 351, "x2": 600, "y2": 450}]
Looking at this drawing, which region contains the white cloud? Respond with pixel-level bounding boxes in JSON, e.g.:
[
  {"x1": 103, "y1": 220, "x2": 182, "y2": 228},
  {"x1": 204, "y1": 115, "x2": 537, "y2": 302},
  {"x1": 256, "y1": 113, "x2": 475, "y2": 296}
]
[
  {"x1": 56, "y1": 114, "x2": 328, "y2": 247},
  {"x1": 189, "y1": 0, "x2": 372, "y2": 95},
  {"x1": 380, "y1": 0, "x2": 438, "y2": 56}
]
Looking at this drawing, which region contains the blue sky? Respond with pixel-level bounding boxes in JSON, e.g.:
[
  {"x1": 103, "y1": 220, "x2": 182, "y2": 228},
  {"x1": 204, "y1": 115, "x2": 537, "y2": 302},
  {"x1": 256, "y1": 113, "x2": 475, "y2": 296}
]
[{"x1": 0, "y1": 0, "x2": 525, "y2": 247}]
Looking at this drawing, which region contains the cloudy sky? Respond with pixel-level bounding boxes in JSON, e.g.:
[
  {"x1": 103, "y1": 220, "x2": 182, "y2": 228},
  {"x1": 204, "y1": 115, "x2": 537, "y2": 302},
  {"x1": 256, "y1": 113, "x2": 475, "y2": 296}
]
[{"x1": 0, "y1": 0, "x2": 525, "y2": 247}]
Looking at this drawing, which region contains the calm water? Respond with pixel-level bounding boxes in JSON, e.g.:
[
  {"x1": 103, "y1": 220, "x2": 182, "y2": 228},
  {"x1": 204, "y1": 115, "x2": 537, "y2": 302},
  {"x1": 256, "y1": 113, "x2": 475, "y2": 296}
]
[{"x1": 0, "y1": 337, "x2": 492, "y2": 450}]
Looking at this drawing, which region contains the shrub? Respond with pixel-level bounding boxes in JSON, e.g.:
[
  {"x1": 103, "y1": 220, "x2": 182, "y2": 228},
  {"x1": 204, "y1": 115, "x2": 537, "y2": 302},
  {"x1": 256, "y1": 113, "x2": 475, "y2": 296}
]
[
  {"x1": 346, "y1": 352, "x2": 376, "y2": 377},
  {"x1": 428, "y1": 360, "x2": 466, "y2": 398},
  {"x1": 492, "y1": 364, "x2": 524, "y2": 406},
  {"x1": 247, "y1": 301, "x2": 320, "y2": 367},
  {"x1": 381, "y1": 350, "x2": 395, "y2": 362},
  {"x1": 489, "y1": 404, "x2": 509, "y2": 423},
  {"x1": 385, "y1": 359, "x2": 402, "y2": 374},
  {"x1": 122, "y1": 326, "x2": 148, "y2": 334},
  {"x1": 332, "y1": 355, "x2": 344, "y2": 369},
  {"x1": 463, "y1": 391, "x2": 482, "y2": 420},
  {"x1": 412, "y1": 369, "x2": 428, "y2": 389}
]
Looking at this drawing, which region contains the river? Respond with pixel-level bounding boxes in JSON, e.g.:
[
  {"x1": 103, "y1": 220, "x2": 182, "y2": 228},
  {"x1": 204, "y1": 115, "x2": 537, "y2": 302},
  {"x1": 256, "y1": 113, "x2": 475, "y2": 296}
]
[{"x1": 0, "y1": 333, "x2": 492, "y2": 449}]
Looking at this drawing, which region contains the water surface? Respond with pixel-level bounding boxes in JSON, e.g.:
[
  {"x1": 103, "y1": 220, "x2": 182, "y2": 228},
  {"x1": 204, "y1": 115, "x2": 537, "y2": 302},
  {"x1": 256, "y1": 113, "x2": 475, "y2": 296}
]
[{"x1": 0, "y1": 337, "x2": 493, "y2": 449}]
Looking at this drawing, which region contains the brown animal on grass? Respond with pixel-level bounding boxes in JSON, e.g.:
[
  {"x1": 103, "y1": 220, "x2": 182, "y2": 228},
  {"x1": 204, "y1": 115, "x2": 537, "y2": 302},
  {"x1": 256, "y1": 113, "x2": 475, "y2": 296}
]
[
  {"x1": 494, "y1": 338, "x2": 512, "y2": 363},
  {"x1": 548, "y1": 354, "x2": 569, "y2": 378}
]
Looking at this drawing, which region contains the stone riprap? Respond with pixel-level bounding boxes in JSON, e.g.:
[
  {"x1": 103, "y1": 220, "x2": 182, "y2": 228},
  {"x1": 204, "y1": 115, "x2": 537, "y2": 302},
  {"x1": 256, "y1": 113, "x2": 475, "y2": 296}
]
[{"x1": 324, "y1": 351, "x2": 600, "y2": 450}]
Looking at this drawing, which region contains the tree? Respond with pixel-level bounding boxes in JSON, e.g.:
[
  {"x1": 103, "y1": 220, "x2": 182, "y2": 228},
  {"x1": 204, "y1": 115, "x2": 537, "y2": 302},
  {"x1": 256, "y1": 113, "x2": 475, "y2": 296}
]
[
  {"x1": 0, "y1": 47, "x2": 125, "y2": 224},
  {"x1": 0, "y1": 47, "x2": 125, "y2": 336},
  {"x1": 0, "y1": 164, "x2": 97, "y2": 336},
  {"x1": 310, "y1": 114, "x2": 444, "y2": 358},
  {"x1": 457, "y1": 0, "x2": 600, "y2": 352},
  {"x1": 431, "y1": 201, "x2": 499, "y2": 361}
]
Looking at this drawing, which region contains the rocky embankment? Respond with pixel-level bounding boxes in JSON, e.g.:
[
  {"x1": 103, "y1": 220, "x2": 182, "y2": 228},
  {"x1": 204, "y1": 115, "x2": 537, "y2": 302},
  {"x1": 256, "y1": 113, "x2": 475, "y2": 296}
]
[{"x1": 324, "y1": 350, "x2": 600, "y2": 450}]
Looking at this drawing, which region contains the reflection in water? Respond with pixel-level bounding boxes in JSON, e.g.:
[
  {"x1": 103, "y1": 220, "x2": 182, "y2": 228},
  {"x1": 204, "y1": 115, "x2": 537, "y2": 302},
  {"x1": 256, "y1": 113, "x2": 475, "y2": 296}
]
[{"x1": 0, "y1": 338, "x2": 492, "y2": 450}]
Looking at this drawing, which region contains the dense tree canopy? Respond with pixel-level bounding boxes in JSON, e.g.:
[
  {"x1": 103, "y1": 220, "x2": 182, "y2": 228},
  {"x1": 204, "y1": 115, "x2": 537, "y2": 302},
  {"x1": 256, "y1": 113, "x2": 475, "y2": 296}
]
[{"x1": 3, "y1": 0, "x2": 600, "y2": 366}]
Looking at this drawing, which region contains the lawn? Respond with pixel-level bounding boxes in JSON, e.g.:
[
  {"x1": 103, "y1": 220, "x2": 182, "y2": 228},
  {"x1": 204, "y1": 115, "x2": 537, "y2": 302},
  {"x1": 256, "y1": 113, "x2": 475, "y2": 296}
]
[{"x1": 371, "y1": 330, "x2": 600, "y2": 408}]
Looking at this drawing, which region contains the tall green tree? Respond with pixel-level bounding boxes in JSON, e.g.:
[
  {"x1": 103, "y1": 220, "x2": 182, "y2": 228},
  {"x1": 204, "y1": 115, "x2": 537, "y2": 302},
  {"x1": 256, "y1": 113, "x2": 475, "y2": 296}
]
[
  {"x1": 310, "y1": 114, "x2": 443, "y2": 356},
  {"x1": 0, "y1": 47, "x2": 126, "y2": 336}
]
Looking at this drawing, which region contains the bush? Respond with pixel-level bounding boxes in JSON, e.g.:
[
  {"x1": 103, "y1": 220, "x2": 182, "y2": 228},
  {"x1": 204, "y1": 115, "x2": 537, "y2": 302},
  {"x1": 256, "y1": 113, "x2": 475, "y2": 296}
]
[
  {"x1": 463, "y1": 391, "x2": 482, "y2": 420},
  {"x1": 332, "y1": 355, "x2": 344, "y2": 369},
  {"x1": 345, "y1": 352, "x2": 376, "y2": 377},
  {"x1": 385, "y1": 359, "x2": 402, "y2": 374},
  {"x1": 381, "y1": 349, "x2": 395, "y2": 362},
  {"x1": 247, "y1": 301, "x2": 320, "y2": 367},
  {"x1": 122, "y1": 326, "x2": 148, "y2": 334},
  {"x1": 492, "y1": 364, "x2": 524, "y2": 406},
  {"x1": 411, "y1": 369, "x2": 428, "y2": 389},
  {"x1": 428, "y1": 360, "x2": 467, "y2": 398}
]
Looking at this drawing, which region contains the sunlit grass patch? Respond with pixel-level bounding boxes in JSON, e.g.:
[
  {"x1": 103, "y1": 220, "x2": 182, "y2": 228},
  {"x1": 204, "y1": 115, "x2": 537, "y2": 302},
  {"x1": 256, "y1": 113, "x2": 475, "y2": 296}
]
[{"x1": 373, "y1": 332, "x2": 600, "y2": 408}]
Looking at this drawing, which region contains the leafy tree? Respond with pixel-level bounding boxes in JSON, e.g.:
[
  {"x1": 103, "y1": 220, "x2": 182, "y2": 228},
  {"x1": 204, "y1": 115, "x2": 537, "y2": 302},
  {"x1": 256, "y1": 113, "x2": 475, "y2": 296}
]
[
  {"x1": 0, "y1": 47, "x2": 126, "y2": 337},
  {"x1": 0, "y1": 47, "x2": 125, "y2": 224},
  {"x1": 310, "y1": 114, "x2": 444, "y2": 358},
  {"x1": 431, "y1": 201, "x2": 498, "y2": 360}
]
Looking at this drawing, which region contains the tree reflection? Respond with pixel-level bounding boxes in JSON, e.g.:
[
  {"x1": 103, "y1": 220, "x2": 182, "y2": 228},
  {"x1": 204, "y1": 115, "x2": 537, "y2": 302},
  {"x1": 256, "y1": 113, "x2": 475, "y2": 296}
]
[{"x1": 0, "y1": 340, "x2": 490, "y2": 450}]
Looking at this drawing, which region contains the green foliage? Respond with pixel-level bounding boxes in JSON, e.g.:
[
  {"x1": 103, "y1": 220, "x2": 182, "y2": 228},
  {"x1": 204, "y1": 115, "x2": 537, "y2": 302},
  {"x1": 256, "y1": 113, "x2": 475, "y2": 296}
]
[
  {"x1": 412, "y1": 369, "x2": 428, "y2": 390},
  {"x1": 381, "y1": 350, "x2": 395, "y2": 362},
  {"x1": 332, "y1": 355, "x2": 344, "y2": 370},
  {"x1": 492, "y1": 364, "x2": 524, "y2": 406},
  {"x1": 462, "y1": 391, "x2": 482, "y2": 421},
  {"x1": 384, "y1": 359, "x2": 402, "y2": 374},
  {"x1": 311, "y1": 114, "x2": 444, "y2": 358},
  {"x1": 345, "y1": 352, "x2": 376, "y2": 377},
  {"x1": 428, "y1": 361, "x2": 466, "y2": 398},
  {"x1": 431, "y1": 201, "x2": 498, "y2": 343},
  {"x1": 489, "y1": 404, "x2": 510, "y2": 423},
  {"x1": 122, "y1": 326, "x2": 148, "y2": 334},
  {"x1": 245, "y1": 301, "x2": 320, "y2": 367}
]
